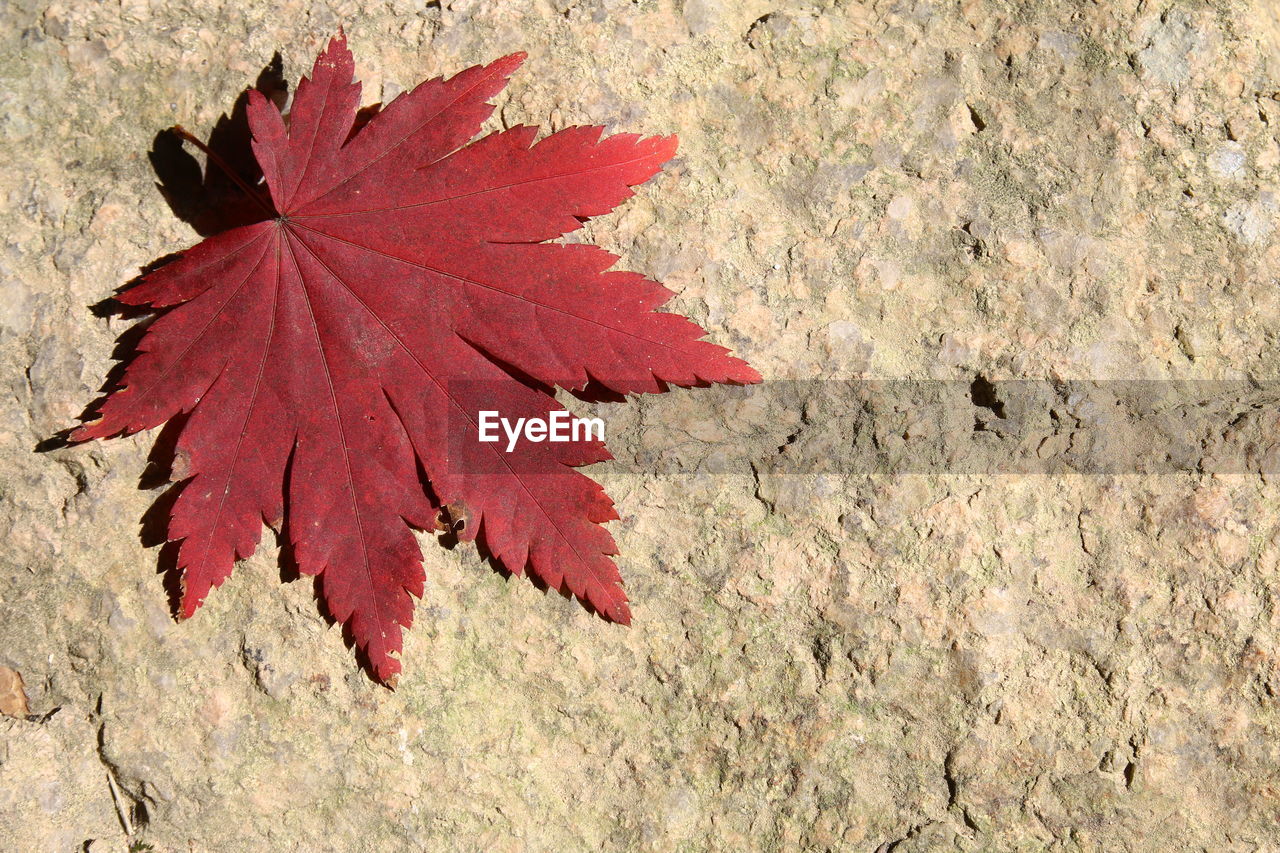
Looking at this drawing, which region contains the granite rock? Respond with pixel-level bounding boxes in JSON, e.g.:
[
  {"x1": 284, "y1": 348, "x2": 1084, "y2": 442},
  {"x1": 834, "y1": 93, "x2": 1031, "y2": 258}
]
[{"x1": 3, "y1": 0, "x2": 1280, "y2": 849}]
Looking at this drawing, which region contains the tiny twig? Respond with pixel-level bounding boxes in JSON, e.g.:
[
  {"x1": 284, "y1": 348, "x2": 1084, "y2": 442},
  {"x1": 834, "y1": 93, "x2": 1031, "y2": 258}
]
[
  {"x1": 172, "y1": 125, "x2": 275, "y2": 217},
  {"x1": 105, "y1": 767, "x2": 134, "y2": 837}
]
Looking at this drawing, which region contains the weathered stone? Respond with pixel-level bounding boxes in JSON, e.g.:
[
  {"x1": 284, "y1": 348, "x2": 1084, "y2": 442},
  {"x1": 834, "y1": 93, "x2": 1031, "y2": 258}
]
[{"x1": 3, "y1": 0, "x2": 1280, "y2": 849}]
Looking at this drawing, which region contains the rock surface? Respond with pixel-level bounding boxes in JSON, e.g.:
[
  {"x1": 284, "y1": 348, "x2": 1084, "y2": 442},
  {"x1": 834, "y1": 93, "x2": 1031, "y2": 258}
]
[{"x1": 3, "y1": 0, "x2": 1280, "y2": 850}]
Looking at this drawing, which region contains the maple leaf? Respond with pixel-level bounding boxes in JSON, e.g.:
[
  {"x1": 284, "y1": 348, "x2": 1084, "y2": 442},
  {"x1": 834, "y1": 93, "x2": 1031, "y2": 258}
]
[{"x1": 72, "y1": 34, "x2": 759, "y2": 685}]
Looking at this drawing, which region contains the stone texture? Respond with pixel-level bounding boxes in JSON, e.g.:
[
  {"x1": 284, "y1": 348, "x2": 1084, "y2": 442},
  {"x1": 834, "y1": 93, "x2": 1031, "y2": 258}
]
[{"x1": 2, "y1": 0, "x2": 1280, "y2": 850}]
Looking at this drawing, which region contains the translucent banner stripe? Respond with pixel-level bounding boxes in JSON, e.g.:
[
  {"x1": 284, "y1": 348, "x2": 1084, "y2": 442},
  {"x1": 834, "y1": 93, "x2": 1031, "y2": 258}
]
[{"x1": 445, "y1": 380, "x2": 1280, "y2": 475}]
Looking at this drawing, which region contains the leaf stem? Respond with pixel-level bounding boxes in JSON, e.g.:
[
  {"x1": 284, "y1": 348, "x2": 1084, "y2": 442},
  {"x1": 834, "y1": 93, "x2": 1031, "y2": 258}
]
[{"x1": 172, "y1": 125, "x2": 276, "y2": 217}]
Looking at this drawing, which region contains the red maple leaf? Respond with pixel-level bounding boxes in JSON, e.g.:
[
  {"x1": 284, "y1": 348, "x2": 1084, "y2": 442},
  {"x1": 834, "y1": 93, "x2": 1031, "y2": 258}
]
[{"x1": 72, "y1": 34, "x2": 759, "y2": 685}]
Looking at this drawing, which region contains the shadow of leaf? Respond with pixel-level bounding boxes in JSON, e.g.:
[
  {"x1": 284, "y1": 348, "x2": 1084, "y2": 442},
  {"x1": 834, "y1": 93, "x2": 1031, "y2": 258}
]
[{"x1": 148, "y1": 54, "x2": 287, "y2": 236}]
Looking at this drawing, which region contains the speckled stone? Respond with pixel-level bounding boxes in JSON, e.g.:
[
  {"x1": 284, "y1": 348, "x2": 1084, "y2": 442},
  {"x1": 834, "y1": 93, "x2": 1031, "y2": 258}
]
[{"x1": 3, "y1": 0, "x2": 1280, "y2": 850}]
